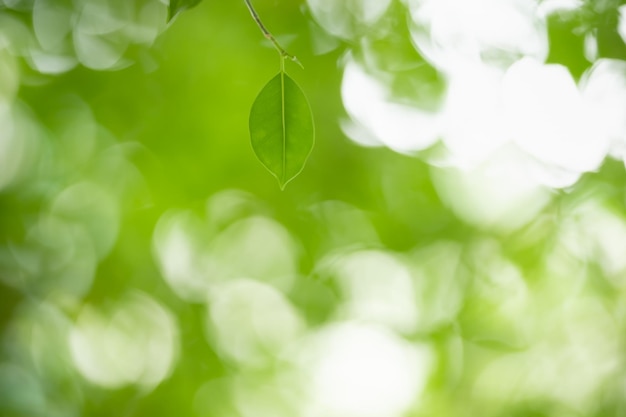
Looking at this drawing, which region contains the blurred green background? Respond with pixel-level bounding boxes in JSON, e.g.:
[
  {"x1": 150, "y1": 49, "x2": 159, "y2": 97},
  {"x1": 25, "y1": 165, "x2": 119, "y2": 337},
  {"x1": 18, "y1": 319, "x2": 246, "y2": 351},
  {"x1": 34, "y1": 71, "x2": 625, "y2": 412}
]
[{"x1": 2, "y1": 0, "x2": 626, "y2": 416}]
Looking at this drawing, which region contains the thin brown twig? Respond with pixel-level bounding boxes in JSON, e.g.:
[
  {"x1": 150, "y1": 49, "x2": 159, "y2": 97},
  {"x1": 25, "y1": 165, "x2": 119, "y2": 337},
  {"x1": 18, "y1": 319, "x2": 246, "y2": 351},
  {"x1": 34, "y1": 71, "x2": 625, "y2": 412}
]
[{"x1": 243, "y1": 0, "x2": 303, "y2": 68}]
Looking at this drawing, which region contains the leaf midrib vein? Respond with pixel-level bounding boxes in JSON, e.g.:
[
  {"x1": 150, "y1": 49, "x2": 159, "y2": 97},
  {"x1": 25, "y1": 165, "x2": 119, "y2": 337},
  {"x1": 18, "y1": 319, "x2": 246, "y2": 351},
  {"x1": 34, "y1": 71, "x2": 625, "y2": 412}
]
[{"x1": 281, "y1": 71, "x2": 286, "y2": 185}]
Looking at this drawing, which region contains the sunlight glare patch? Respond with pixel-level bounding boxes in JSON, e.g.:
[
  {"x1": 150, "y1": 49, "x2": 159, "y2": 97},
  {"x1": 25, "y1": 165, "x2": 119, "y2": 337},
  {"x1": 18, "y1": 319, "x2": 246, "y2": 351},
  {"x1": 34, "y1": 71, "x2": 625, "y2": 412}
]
[
  {"x1": 299, "y1": 322, "x2": 433, "y2": 417},
  {"x1": 432, "y1": 146, "x2": 551, "y2": 232},
  {"x1": 207, "y1": 279, "x2": 305, "y2": 369},
  {"x1": 503, "y1": 58, "x2": 609, "y2": 174},
  {"x1": 341, "y1": 58, "x2": 441, "y2": 153},
  {"x1": 69, "y1": 292, "x2": 178, "y2": 390},
  {"x1": 406, "y1": 0, "x2": 547, "y2": 72},
  {"x1": 153, "y1": 210, "x2": 209, "y2": 301},
  {"x1": 580, "y1": 59, "x2": 626, "y2": 162},
  {"x1": 329, "y1": 250, "x2": 418, "y2": 334}
]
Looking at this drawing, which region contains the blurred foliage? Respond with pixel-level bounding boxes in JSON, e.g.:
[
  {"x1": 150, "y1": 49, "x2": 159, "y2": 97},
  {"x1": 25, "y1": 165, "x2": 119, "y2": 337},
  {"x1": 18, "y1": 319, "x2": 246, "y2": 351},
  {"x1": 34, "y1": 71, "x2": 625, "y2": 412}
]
[{"x1": 1, "y1": 0, "x2": 626, "y2": 417}]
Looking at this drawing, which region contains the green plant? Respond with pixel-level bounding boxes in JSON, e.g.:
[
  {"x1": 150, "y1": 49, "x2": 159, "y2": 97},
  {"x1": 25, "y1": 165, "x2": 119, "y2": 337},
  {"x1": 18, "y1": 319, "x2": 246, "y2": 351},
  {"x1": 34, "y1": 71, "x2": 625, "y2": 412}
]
[{"x1": 170, "y1": 0, "x2": 315, "y2": 189}]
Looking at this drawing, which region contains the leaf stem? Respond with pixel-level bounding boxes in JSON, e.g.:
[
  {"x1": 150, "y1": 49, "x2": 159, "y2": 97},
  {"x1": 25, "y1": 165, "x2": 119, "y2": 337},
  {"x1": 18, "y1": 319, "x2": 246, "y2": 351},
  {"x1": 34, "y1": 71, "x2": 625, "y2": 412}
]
[{"x1": 243, "y1": 0, "x2": 303, "y2": 68}]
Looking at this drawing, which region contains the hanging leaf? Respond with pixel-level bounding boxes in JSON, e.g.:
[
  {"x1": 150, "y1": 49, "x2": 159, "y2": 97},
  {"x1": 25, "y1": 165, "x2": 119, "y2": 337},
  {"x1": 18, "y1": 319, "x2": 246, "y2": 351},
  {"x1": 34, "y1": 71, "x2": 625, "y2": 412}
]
[
  {"x1": 168, "y1": 0, "x2": 203, "y2": 22},
  {"x1": 249, "y1": 71, "x2": 315, "y2": 189}
]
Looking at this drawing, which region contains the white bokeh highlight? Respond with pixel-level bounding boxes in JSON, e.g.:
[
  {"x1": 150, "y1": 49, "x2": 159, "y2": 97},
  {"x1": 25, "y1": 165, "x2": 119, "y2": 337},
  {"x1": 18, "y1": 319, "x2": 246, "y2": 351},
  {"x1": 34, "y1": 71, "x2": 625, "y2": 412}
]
[
  {"x1": 580, "y1": 59, "x2": 626, "y2": 163},
  {"x1": 69, "y1": 292, "x2": 178, "y2": 390},
  {"x1": 206, "y1": 279, "x2": 305, "y2": 369},
  {"x1": 307, "y1": 0, "x2": 392, "y2": 40},
  {"x1": 297, "y1": 322, "x2": 433, "y2": 417},
  {"x1": 327, "y1": 250, "x2": 419, "y2": 334},
  {"x1": 503, "y1": 58, "x2": 608, "y2": 175},
  {"x1": 27, "y1": 0, "x2": 166, "y2": 73},
  {"x1": 432, "y1": 146, "x2": 551, "y2": 231},
  {"x1": 336, "y1": 0, "x2": 624, "y2": 214},
  {"x1": 406, "y1": 0, "x2": 548, "y2": 72},
  {"x1": 341, "y1": 58, "x2": 441, "y2": 153}
]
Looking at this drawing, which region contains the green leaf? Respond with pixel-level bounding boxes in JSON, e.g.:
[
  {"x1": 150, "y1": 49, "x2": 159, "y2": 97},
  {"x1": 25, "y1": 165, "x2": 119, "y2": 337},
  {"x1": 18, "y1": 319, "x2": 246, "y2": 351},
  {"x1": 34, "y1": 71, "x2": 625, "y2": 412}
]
[
  {"x1": 249, "y1": 72, "x2": 315, "y2": 189},
  {"x1": 168, "y1": 0, "x2": 202, "y2": 22}
]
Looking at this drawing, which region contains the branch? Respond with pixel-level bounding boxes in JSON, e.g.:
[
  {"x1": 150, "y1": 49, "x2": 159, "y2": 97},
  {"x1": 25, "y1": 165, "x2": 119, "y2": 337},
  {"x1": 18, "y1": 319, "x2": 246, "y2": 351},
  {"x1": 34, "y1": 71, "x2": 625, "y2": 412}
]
[{"x1": 243, "y1": 0, "x2": 303, "y2": 68}]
